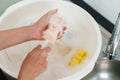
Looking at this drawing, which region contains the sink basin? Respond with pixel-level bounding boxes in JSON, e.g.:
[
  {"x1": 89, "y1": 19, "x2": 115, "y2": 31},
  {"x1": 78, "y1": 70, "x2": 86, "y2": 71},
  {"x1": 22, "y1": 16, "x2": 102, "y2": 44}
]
[{"x1": 81, "y1": 59, "x2": 120, "y2": 80}]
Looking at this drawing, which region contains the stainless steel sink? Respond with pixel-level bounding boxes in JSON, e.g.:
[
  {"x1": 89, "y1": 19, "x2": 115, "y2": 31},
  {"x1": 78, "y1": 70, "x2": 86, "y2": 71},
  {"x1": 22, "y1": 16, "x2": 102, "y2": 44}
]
[{"x1": 81, "y1": 59, "x2": 120, "y2": 80}]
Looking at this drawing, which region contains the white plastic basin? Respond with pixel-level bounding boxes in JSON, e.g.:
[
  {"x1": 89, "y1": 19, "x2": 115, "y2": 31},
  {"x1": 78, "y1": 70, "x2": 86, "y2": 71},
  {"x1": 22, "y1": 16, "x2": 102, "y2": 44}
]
[{"x1": 0, "y1": 0, "x2": 102, "y2": 80}]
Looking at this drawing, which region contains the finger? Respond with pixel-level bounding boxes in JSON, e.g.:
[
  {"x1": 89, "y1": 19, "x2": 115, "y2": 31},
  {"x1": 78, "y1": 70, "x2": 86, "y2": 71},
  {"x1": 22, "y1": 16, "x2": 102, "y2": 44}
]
[
  {"x1": 40, "y1": 9, "x2": 58, "y2": 30},
  {"x1": 41, "y1": 25, "x2": 49, "y2": 40},
  {"x1": 39, "y1": 55, "x2": 47, "y2": 62},
  {"x1": 36, "y1": 51, "x2": 46, "y2": 62},
  {"x1": 57, "y1": 32, "x2": 62, "y2": 39},
  {"x1": 42, "y1": 62, "x2": 47, "y2": 70},
  {"x1": 42, "y1": 47, "x2": 51, "y2": 57},
  {"x1": 32, "y1": 45, "x2": 41, "y2": 52},
  {"x1": 32, "y1": 45, "x2": 49, "y2": 60},
  {"x1": 42, "y1": 47, "x2": 51, "y2": 53},
  {"x1": 38, "y1": 59, "x2": 47, "y2": 68},
  {"x1": 36, "y1": 47, "x2": 51, "y2": 60},
  {"x1": 43, "y1": 9, "x2": 58, "y2": 22},
  {"x1": 63, "y1": 26, "x2": 67, "y2": 31},
  {"x1": 28, "y1": 45, "x2": 41, "y2": 56},
  {"x1": 41, "y1": 61, "x2": 48, "y2": 69},
  {"x1": 58, "y1": 35, "x2": 63, "y2": 39},
  {"x1": 31, "y1": 45, "x2": 41, "y2": 54},
  {"x1": 57, "y1": 26, "x2": 67, "y2": 39},
  {"x1": 57, "y1": 31, "x2": 64, "y2": 39},
  {"x1": 33, "y1": 47, "x2": 48, "y2": 60},
  {"x1": 35, "y1": 56, "x2": 47, "y2": 66},
  {"x1": 39, "y1": 64, "x2": 47, "y2": 73},
  {"x1": 47, "y1": 9, "x2": 58, "y2": 16},
  {"x1": 42, "y1": 59, "x2": 47, "y2": 66}
]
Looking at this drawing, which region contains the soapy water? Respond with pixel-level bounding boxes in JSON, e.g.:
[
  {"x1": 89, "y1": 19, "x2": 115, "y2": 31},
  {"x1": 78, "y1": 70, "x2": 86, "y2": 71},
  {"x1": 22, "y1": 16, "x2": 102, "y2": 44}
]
[
  {"x1": 55, "y1": 41, "x2": 72, "y2": 56},
  {"x1": 27, "y1": 19, "x2": 85, "y2": 79}
]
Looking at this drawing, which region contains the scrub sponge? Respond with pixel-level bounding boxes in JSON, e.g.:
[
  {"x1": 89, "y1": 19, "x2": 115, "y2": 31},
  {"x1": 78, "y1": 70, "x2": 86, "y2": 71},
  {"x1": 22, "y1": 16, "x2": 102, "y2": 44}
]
[{"x1": 69, "y1": 49, "x2": 87, "y2": 67}]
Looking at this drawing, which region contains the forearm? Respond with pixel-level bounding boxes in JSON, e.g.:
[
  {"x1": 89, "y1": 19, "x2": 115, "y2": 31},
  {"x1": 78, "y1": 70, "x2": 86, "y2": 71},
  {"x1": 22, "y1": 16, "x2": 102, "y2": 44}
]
[
  {"x1": 18, "y1": 74, "x2": 34, "y2": 80},
  {"x1": 0, "y1": 26, "x2": 34, "y2": 50},
  {"x1": 18, "y1": 76, "x2": 34, "y2": 80}
]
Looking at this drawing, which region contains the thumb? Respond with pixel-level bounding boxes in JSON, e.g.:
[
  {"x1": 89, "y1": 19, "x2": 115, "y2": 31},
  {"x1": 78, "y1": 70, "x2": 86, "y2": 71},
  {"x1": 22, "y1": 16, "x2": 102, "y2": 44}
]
[
  {"x1": 38, "y1": 9, "x2": 58, "y2": 31},
  {"x1": 47, "y1": 9, "x2": 58, "y2": 17}
]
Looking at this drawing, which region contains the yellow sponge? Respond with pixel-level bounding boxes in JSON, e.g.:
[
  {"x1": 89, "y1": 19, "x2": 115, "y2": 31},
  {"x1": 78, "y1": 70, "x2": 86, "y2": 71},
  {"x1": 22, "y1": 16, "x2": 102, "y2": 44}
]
[
  {"x1": 69, "y1": 58, "x2": 79, "y2": 67},
  {"x1": 69, "y1": 49, "x2": 87, "y2": 67}
]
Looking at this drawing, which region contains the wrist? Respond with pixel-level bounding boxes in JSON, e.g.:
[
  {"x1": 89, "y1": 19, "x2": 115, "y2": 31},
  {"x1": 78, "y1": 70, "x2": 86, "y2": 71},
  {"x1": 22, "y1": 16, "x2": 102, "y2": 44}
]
[
  {"x1": 24, "y1": 25, "x2": 38, "y2": 40},
  {"x1": 18, "y1": 72, "x2": 34, "y2": 80},
  {"x1": 28, "y1": 24, "x2": 43, "y2": 40}
]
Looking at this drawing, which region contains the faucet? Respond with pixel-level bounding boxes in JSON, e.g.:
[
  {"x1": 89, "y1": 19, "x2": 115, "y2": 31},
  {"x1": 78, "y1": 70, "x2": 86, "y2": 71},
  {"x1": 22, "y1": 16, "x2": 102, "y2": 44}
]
[{"x1": 105, "y1": 13, "x2": 120, "y2": 60}]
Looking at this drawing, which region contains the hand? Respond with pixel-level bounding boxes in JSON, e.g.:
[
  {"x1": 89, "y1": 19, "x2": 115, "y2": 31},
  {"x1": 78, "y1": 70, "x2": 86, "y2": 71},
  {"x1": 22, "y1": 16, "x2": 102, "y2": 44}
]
[
  {"x1": 29, "y1": 9, "x2": 66, "y2": 40},
  {"x1": 30, "y1": 9, "x2": 57, "y2": 40},
  {"x1": 18, "y1": 45, "x2": 51, "y2": 80}
]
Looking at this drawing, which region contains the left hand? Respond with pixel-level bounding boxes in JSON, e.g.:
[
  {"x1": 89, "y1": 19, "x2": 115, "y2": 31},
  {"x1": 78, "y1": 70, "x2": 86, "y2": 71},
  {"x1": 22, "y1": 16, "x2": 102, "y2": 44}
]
[{"x1": 18, "y1": 45, "x2": 51, "y2": 80}]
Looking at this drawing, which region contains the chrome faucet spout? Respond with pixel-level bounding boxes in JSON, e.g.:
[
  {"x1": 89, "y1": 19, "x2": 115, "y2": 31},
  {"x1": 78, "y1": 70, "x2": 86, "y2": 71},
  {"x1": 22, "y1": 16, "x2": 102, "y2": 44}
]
[{"x1": 105, "y1": 13, "x2": 120, "y2": 60}]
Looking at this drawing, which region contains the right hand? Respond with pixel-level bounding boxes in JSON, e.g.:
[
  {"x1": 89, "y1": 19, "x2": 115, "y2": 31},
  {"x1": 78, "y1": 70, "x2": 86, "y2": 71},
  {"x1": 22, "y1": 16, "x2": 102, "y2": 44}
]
[
  {"x1": 30, "y1": 9, "x2": 58, "y2": 40},
  {"x1": 29, "y1": 9, "x2": 66, "y2": 40},
  {"x1": 18, "y1": 45, "x2": 51, "y2": 80}
]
